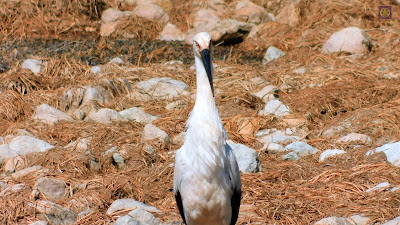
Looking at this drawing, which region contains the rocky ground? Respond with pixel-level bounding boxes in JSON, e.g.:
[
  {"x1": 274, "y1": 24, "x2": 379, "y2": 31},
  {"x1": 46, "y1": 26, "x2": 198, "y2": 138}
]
[{"x1": 1, "y1": 0, "x2": 400, "y2": 224}]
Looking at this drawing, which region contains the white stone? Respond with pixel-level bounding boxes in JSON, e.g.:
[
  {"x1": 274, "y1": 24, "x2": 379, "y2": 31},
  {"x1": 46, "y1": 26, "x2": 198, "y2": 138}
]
[
  {"x1": 90, "y1": 66, "x2": 101, "y2": 75},
  {"x1": 229, "y1": 142, "x2": 261, "y2": 173},
  {"x1": 82, "y1": 87, "x2": 105, "y2": 105},
  {"x1": 114, "y1": 215, "x2": 141, "y2": 225},
  {"x1": 159, "y1": 23, "x2": 186, "y2": 41},
  {"x1": 252, "y1": 85, "x2": 278, "y2": 103},
  {"x1": 142, "y1": 124, "x2": 170, "y2": 143},
  {"x1": 64, "y1": 138, "x2": 90, "y2": 152},
  {"x1": 101, "y1": 8, "x2": 133, "y2": 23},
  {"x1": 366, "y1": 182, "x2": 390, "y2": 192},
  {"x1": 319, "y1": 149, "x2": 346, "y2": 162},
  {"x1": 259, "y1": 99, "x2": 290, "y2": 117},
  {"x1": 34, "y1": 177, "x2": 67, "y2": 201},
  {"x1": 285, "y1": 141, "x2": 319, "y2": 157},
  {"x1": 282, "y1": 152, "x2": 299, "y2": 161},
  {"x1": 0, "y1": 136, "x2": 54, "y2": 163},
  {"x1": 128, "y1": 208, "x2": 161, "y2": 225},
  {"x1": 258, "y1": 130, "x2": 300, "y2": 146},
  {"x1": 34, "y1": 200, "x2": 77, "y2": 225},
  {"x1": 119, "y1": 107, "x2": 158, "y2": 124},
  {"x1": 321, "y1": 27, "x2": 371, "y2": 54},
  {"x1": 367, "y1": 141, "x2": 400, "y2": 167},
  {"x1": 263, "y1": 46, "x2": 285, "y2": 64},
  {"x1": 106, "y1": 199, "x2": 161, "y2": 215},
  {"x1": 336, "y1": 133, "x2": 371, "y2": 144},
  {"x1": 135, "y1": 77, "x2": 189, "y2": 101},
  {"x1": 22, "y1": 59, "x2": 42, "y2": 75},
  {"x1": 113, "y1": 153, "x2": 125, "y2": 170},
  {"x1": 88, "y1": 108, "x2": 127, "y2": 124},
  {"x1": 382, "y1": 216, "x2": 400, "y2": 225},
  {"x1": 264, "y1": 142, "x2": 285, "y2": 153},
  {"x1": 293, "y1": 67, "x2": 306, "y2": 74},
  {"x1": 276, "y1": 2, "x2": 300, "y2": 27},
  {"x1": 109, "y1": 57, "x2": 124, "y2": 65},
  {"x1": 133, "y1": 2, "x2": 169, "y2": 23},
  {"x1": 33, "y1": 104, "x2": 74, "y2": 125},
  {"x1": 314, "y1": 217, "x2": 353, "y2": 225},
  {"x1": 193, "y1": 9, "x2": 220, "y2": 28},
  {"x1": 347, "y1": 215, "x2": 371, "y2": 225}
]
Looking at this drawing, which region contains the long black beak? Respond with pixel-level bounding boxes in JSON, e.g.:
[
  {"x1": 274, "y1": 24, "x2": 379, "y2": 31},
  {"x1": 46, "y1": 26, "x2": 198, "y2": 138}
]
[{"x1": 200, "y1": 49, "x2": 214, "y2": 96}]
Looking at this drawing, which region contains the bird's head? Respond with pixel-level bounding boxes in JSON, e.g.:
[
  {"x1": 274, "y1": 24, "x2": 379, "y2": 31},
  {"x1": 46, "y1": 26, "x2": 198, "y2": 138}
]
[{"x1": 193, "y1": 32, "x2": 214, "y2": 96}]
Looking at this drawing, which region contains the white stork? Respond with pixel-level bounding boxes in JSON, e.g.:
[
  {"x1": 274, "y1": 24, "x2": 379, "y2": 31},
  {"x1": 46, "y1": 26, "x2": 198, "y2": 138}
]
[{"x1": 173, "y1": 32, "x2": 242, "y2": 225}]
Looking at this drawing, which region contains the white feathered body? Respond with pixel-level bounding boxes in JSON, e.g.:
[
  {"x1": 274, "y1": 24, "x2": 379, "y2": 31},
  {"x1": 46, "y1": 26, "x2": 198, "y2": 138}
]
[{"x1": 174, "y1": 56, "x2": 241, "y2": 225}]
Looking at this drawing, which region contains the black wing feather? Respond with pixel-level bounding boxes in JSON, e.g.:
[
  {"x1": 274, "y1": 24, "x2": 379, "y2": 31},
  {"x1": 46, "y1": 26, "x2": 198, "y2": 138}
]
[
  {"x1": 175, "y1": 190, "x2": 187, "y2": 224},
  {"x1": 230, "y1": 187, "x2": 242, "y2": 225}
]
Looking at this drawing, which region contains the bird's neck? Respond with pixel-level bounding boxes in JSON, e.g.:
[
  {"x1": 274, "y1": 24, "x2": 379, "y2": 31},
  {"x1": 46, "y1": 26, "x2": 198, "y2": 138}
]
[{"x1": 193, "y1": 56, "x2": 215, "y2": 110}]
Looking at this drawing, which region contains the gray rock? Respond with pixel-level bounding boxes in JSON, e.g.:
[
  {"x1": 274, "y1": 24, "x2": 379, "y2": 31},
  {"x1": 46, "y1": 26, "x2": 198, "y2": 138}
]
[
  {"x1": 91, "y1": 66, "x2": 101, "y2": 75},
  {"x1": 106, "y1": 199, "x2": 161, "y2": 215},
  {"x1": 229, "y1": 142, "x2": 261, "y2": 173},
  {"x1": 366, "y1": 182, "x2": 390, "y2": 192},
  {"x1": 11, "y1": 166, "x2": 45, "y2": 180},
  {"x1": 64, "y1": 138, "x2": 90, "y2": 152},
  {"x1": 103, "y1": 146, "x2": 118, "y2": 157},
  {"x1": 382, "y1": 216, "x2": 400, "y2": 225},
  {"x1": 128, "y1": 208, "x2": 161, "y2": 225},
  {"x1": 33, "y1": 104, "x2": 74, "y2": 125},
  {"x1": 0, "y1": 136, "x2": 54, "y2": 163},
  {"x1": 114, "y1": 215, "x2": 141, "y2": 225},
  {"x1": 347, "y1": 215, "x2": 370, "y2": 225},
  {"x1": 34, "y1": 177, "x2": 67, "y2": 201},
  {"x1": 22, "y1": 59, "x2": 42, "y2": 75},
  {"x1": 262, "y1": 46, "x2": 285, "y2": 64},
  {"x1": 319, "y1": 149, "x2": 346, "y2": 162},
  {"x1": 77, "y1": 209, "x2": 95, "y2": 220},
  {"x1": 34, "y1": 200, "x2": 77, "y2": 225},
  {"x1": 252, "y1": 85, "x2": 278, "y2": 103},
  {"x1": 82, "y1": 87, "x2": 105, "y2": 105},
  {"x1": 257, "y1": 130, "x2": 300, "y2": 146},
  {"x1": 113, "y1": 153, "x2": 125, "y2": 170},
  {"x1": 119, "y1": 107, "x2": 158, "y2": 124},
  {"x1": 101, "y1": 8, "x2": 133, "y2": 24},
  {"x1": 29, "y1": 221, "x2": 48, "y2": 225},
  {"x1": 367, "y1": 141, "x2": 400, "y2": 167},
  {"x1": 258, "y1": 99, "x2": 290, "y2": 117},
  {"x1": 88, "y1": 158, "x2": 100, "y2": 171},
  {"x1": 264, "y1": 142, "x2": 285, "y2": 153},
  {"x1": 282, "y1": 152, "x2": 299, "y2": 161},
  {"x1": 314, "y1": 217, "x2": 353, "y2": 225},
  {"x1": 336, "y1": 133, "x2": 371, "y2": 144},
  {"x1": 142, "y1": 124, "x2": 170, "y2": 143},
  {"x1": 235, "y1": 0, "x2": 273, "y2": 24},
  {"x1": 293, "y1": 67, "x2": 306, "y2": 74},
  {"x1": 133, "y1": 2, "x2": 169, "y2": 23},
  {"x1": 285, "y1": 141, "x2": 319, "y2": 157},
  {"x1": 321, "y1": 27, "x2": 371, "y2": 54},
  {"x1": 135, "y1": 77, "x2": 189, "y2": 101},
  {"x1": 159, "y1": 23, "x2": 186, "y2": 41},
  {"x1": 88, "y1": 108, "x2": 127, "y2": 124},
  {"x1": 109, "y1": 57, "x2": 124, "y2": 65}
]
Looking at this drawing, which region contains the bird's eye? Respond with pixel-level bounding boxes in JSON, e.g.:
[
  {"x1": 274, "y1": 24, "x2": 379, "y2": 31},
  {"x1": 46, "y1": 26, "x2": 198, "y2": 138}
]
[{"x1": 195, "y1": 42, "x2": 201, "y2": 50}]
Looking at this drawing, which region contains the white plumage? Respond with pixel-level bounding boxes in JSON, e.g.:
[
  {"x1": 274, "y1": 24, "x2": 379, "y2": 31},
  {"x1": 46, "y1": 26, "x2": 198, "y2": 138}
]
[{"x1": 173, "y1": 32, "x2": 242, "y2": 225}]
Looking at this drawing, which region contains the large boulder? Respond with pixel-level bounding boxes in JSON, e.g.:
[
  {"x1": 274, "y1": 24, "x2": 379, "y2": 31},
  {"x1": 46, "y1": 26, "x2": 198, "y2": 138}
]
[
  {"x1": 0, "y1": 136, "x2": 54, "y2": 163},
  {"x1": 33, "y1": 104, "x2": 74, "y2": 125},
  {"x1": 321, "y1": 27, "x2": 372, "y2": 54}
]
